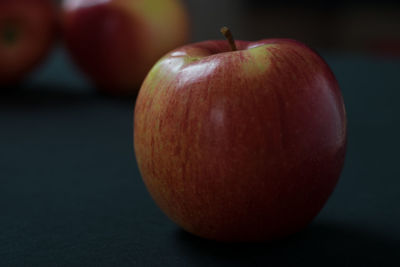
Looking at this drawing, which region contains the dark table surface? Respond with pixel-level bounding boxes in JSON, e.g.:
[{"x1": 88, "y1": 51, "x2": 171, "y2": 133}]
[{"x1": 1, "y1": 47, "x2": 399, "y2": 266}]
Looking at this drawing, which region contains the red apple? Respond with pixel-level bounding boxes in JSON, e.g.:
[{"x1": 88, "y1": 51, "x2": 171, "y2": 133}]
[
  {"x1": 0, "y1": 0, "x2": 56, "y2": 85},
  {"x1": 134, "y1": 29, "x2": 347, "y2": 242},
  {"x1": 62, "y1": 0, "x2": 189, "y2": 94}
]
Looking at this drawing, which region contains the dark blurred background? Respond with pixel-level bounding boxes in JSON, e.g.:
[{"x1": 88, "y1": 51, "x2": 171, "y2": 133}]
[
  {"x1": 32, "y1": 0, "x2": 400, "y2": 89},
  {"x1": 1, "y1": 0, "x2": 400, "y2": 266},
  {"x1": 189, "y1": 0, "x2": 400, "y2": 53}
]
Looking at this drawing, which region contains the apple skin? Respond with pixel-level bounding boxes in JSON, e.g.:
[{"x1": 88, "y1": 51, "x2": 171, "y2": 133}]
[
  {"x1": 134, "y1": 39, "x2": 347, "y2": 242},
  {"x1": 62, "y1": 0, "x2": 189, "y2": 94},
  {"x1": 0, "y1": 0, "x2": 56, "y2": 85}
]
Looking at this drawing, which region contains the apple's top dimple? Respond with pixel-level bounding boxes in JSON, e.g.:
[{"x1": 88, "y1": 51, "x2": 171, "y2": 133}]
[{"x1": 1, "y1": 23, "x2": 21, "y2": 46}]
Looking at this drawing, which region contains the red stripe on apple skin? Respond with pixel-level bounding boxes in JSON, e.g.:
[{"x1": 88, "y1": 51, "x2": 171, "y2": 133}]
[
  {"x1": 134, "y1": 39, "x2": 347, "y2": 242},
  {"x1": 63, "y1": 3, "x2": 148, "y2": 92}
]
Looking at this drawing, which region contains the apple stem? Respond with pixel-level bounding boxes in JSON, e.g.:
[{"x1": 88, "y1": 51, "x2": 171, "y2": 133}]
[
  {"x1": 220, "y1": 26, "x2": 237, "y2": 51},
  {"x1": 2, "y1": 23, "x2": 19, "y2": 45}
]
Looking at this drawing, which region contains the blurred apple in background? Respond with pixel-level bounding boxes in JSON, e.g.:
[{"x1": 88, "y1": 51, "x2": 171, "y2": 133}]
[
  {"x1": 62, "y1": 0, "x2": 189, "y2": 95},
  {"x1": 0, "y1": 0, "x2": 57, "y2": 86}
]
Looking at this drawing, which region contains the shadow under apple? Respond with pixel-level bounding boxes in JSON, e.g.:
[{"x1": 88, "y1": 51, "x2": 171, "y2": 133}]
[{"x1": 175, "y1": 221, "x2": 399, "y2": 267}]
